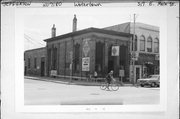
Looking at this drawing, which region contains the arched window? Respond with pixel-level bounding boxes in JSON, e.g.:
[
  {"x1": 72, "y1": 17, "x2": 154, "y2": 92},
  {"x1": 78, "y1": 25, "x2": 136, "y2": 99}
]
[
  {"x1": 154, "y1": 38, "x2": 159, "y2": 53},
  {"x1": 147, "y1": 36, "x2": 152, "y2": 52},
  {"x1": 140, "y1": 35, "x2": 145, "y2": 51}
]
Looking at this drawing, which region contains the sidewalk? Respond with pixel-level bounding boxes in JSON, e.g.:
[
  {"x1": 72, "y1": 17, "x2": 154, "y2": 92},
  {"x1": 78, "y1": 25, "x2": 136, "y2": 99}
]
[{"x1": 25, "y1": 76, "x2": 133, "y2": 87}]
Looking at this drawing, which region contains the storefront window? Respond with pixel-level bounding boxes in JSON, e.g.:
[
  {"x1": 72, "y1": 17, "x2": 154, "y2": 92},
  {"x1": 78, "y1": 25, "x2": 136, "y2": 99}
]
[
  {"x1": 147, "y1": 37, "x2": 152, "y2": 52},
  {"x1": 140, "y1": 35, "x2": 145, "y2": 51},
  {"x1": 154, "y1": 38, "x2": 159, "y2": 53}
]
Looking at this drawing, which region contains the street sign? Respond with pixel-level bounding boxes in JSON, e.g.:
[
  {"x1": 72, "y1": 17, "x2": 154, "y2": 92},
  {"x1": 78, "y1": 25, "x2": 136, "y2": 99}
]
[
  {"x1": 131, "y1": 52, "x2": 139, "y2": 60},
  {"x1": 82, "y1": 57, "x2": 90, "y2": 71},
  {"x1": 119, "y1": 70, "x2": 124, "y2": 77},
  {"x1": 112, "y1": 46, "x2": 119, "y2": 56}
]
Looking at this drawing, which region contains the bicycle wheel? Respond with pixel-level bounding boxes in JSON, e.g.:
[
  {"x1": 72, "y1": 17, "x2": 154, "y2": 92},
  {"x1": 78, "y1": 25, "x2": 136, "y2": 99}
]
[
  {"x1": 110, "y1": 83, "x2": 119, "y2": 91},
  {"x1": 100, "y1": 84, "x2": 107, "y2": 90}
]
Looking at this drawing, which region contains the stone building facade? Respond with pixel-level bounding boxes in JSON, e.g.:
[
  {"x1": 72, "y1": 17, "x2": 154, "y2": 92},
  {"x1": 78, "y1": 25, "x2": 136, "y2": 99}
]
[
  {"x1": 44, "y1": 27, "x2": 132, "y2": 81},
  {"x1": 105, "y1": 22, "x2": 160, "y2": 83},
  {"x1": 24, "y1": 47, "x2": 46, "y2": 76}
]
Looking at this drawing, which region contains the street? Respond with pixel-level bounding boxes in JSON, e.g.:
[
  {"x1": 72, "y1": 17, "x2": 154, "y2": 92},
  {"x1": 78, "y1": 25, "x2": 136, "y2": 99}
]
[{"x1": 24, "y1": 78, "x2": 160, "y2": 105}]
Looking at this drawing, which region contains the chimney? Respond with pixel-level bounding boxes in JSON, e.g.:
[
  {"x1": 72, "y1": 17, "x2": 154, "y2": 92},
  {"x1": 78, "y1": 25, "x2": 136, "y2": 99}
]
[
  {"x1": 51, "y1": 24, "x2": 56, "y2": 37},
  {"x1": 73, "y1": 14, "x2": 77, "y2": 32}
]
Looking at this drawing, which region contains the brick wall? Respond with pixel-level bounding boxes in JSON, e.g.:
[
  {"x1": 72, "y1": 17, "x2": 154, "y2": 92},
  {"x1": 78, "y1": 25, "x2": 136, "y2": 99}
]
[{"x1": 24, "y1": 48, "x2": 46, "y2": 76}]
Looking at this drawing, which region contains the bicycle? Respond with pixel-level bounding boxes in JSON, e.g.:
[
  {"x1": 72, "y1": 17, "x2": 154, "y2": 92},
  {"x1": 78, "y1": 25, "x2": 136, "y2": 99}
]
[{"x1": 100, "y1": 78, "x2": 119, "y2": 91}]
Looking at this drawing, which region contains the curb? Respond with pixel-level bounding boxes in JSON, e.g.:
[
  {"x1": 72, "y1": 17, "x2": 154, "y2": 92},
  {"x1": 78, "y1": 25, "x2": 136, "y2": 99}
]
[
  {"x1": 25, "y1": 76, "x2": 102, "y2": 86},
  {"x1": 25, "y1": 76, "x2": 134, "y2": 87}
]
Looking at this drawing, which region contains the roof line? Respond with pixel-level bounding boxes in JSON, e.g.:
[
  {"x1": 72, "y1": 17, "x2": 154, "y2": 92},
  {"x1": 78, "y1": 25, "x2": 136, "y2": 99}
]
[
  {"x1": 24, "y1": 47, "x2": 45, "y2": 53},
  {"x1": 44, "y1": 27, "x2": 133, "y2": 42}
]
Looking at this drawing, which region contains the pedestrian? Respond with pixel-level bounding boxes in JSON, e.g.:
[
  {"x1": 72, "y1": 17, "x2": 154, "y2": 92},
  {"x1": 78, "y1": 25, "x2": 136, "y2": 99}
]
[
  {"x1": 94, "y1": 71, "x2": 98, "y2": 82},
  {"x1": 105, "y1": 70, "x2": 114, "y2": 90}
]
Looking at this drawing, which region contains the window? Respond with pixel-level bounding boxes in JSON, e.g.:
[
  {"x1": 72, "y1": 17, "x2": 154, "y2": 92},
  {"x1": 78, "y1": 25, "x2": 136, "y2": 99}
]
[
  {"x1": 154, "y1": 38, "x2": 159, "y2": 53},
  {"x1": 28, "y1": 58, "x2": 30, "y2": 68},
  {"x1": 74, "y1": 44, "x2": 80, "y2": 72},
  {"x1": 95, "y1": 42, "x2": 104, "y2": 73},
  {"x1": 52, "y1": 47, "x2": 57, "y2": 70},
  {"x1": 140, "y1": 35, "x2": 145, "y2": 51},
  {"x1": 147, "y1": 37, "x2": 152, "y2": 52},
  {"x1": 34, "y1": 57, "x2": 37, "y2": 69}
]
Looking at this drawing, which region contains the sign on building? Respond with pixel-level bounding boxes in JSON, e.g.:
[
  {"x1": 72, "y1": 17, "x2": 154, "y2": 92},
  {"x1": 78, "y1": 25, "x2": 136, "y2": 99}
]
[
  {"x1": 82, "y1": 57, "x2": 90, "y2": 71},
  {"x1": 83, "y1": 38, "x2": 90, "y2": 57},
  {"x1": 119, "y1": 70, "x2": 125, "y2": 77},
  {"x1": 50, "y1": 70, "x2": 57, "y2": 77},
  {"x1": 131, "y1": 52, "x2": 139, "y2": 60},
  {"x1": 155, "y1": 54, "x2": 159, "y2": 60},
  {"x1": 111, "y1": 46, "x2": 119, "y2": 56}
]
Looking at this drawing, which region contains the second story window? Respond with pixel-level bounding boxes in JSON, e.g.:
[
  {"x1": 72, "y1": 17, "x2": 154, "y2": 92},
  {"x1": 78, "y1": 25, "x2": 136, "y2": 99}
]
[
  {"x1": 147, "y1": 36, "x2": 152, "y2": 52},
  {"x1": 140, "y1": 35, "x2": 145, "y2": 51},
  {"x1": 154, "y1": 38, "x2": 159, "y2": 53}
]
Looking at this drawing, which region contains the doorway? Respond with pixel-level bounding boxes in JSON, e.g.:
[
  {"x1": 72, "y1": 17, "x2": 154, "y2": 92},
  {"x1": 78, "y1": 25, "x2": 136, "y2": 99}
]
[
  {"x1": 41, "y1": 57, "x2": 45, "y2": 76},
  {"x1": 134, "y1": 65, "x2": 141, "y2": 82}
]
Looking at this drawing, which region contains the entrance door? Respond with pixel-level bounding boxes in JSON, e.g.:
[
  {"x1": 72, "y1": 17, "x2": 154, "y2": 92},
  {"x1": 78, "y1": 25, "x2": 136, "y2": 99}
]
[
  {"x1": 134, "y1": 66, "x2": 141, "y2": 82},
  {"x1": 41, "y1": 58, "x2": 45, "y2": 76},
  {"x1": 135, "y1": 67, "x2": 140, "y2": 82}
]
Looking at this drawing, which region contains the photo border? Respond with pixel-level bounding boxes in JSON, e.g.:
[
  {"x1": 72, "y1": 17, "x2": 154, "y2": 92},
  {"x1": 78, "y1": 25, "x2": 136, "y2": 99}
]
[{"x1": 9, "y1": 2, "x2": 176, "y2": 113}]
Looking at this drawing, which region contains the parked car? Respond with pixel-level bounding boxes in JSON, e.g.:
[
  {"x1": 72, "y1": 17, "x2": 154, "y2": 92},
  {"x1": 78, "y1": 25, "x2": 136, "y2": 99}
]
[{"x1": 137, "y1": 75, "x2": 160, "y2": 87}]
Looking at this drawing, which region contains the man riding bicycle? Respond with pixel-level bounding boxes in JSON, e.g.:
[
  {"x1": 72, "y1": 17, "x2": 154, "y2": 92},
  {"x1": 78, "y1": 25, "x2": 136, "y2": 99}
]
[{"x1": 105, "y1": 70, "x2": 115, "y2": 90}]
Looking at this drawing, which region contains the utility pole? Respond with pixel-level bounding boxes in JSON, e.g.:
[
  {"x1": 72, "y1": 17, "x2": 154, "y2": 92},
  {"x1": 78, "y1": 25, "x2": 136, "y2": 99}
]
[
  {"x1": 132, "y1": 14, "x2": 136, "y2": 85},
  {"x1": 69, "y1": 51, "x2": 73, "y2": 83}
]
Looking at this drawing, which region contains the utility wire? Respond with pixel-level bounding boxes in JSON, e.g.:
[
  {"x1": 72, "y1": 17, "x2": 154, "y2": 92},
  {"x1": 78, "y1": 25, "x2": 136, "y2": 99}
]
[
  {"x1": 24, "y1": 36, "x2": 42, "y2": 47},
  {"x1": 24, "y1": 34, "x2": 45, "y2": 46}
]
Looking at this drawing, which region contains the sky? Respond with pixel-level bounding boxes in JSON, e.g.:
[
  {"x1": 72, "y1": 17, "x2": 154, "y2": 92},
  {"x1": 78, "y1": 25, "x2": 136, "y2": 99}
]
[{"x1": 24, "y1": 4, "x2": 168, "y2": 51}]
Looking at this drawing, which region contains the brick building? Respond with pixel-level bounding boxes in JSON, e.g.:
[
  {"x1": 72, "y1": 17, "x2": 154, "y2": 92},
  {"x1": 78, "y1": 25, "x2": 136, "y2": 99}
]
[
  {"x1": 105, "y1": 22, "x2": 160, "y2": 83},
  {"x1": 44, "y1": 26, "x2": 132, "y2": 81},
  {"x1": 24, "y1": 47, "x2": 46, "y2": 76}
]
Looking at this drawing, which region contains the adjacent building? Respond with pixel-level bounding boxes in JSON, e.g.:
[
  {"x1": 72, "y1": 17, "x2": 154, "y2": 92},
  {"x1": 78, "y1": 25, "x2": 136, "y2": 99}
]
[
  {"x1": 24, "y1": 47, "x2": 46, "y2": 76},
  {"x1": 104, "y1": 22, "x2": 160, "y2": 83}
]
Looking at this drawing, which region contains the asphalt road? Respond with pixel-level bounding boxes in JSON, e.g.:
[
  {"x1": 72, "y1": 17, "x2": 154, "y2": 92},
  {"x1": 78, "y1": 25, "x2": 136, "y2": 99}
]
[{"x1": 24, "y1": 78, "x2": 160, "y2": 105}]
